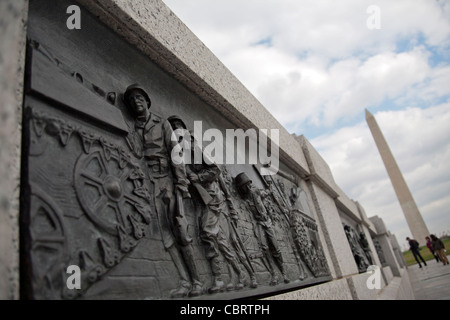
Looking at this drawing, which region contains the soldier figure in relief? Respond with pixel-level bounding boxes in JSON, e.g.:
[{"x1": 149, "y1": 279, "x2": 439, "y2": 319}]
[
  {"x1": 168, "y1": 116, "x2": 258, "y2": 293},
  {"x1": 124, "y1": 84, "x2": 203, "y2": 298},
  {"x1": 343, "y1": 224, "x2": 369, "y2": 272},
  {"x1": 236, "y1": 172, "x2": 290, "y2": 285}
]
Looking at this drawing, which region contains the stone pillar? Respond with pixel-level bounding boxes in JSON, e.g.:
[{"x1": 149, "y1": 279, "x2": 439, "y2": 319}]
[
  {"x1": 389, "y1": 233, "x2": 407, "y2": 268},
  {"x1": 0, "y1": 0, "x2": 29, "y2": 300},
  {"x1": 369, "y1": 216, "x2": 402, "y2": 277}
]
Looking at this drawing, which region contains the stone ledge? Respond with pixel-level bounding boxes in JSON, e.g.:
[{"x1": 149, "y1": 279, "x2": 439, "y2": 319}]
[
  {"x1": 376, "y1": 276, "x2": 402, "y2": 300},
  {"x1": 345, "y1": 271, "x2": 384, "y2": 300},
  {"x1": 262, "y1": 268, "x2": 415, "y2": 300},
  {"x1": 377, "y1": 269, "x2": 414, "y2": 300},
  {"x1": 263, "y1": 277, "x2": 353, "y2": 300}
]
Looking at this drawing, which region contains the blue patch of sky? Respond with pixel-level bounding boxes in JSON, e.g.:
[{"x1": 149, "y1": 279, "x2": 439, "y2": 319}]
[
  {"x1": 395, "y1": 32, "x2": 426, "y2": 53},
  {"x1": 283, "y1": 30, "x2": 450, "y2": 139},
  {"x1": 294, "y1": 50, "x2": 310, "y2": 61},
  {"x1": 368, "y1": 91, "x2": 439, "y2": 115},
  {"x1": 428, "y1": 45, "x2": 450, "y2": 68},
  {"x1": 396, "y1": 31, "x2": 449, "y2": 68},
  {"x1": 286, "y1": 122, "x2": 327, "y2": 140},
  {"x1": 286, "y1": 115, "x2": 361, "y2": 140},
  {"x1": 393, "y1": 34, "x2": 450, "y2": 108},
  {"x1": 253, "y1": 37, "x2": 272, "y2": 47},
  {"x1": 286, "y1": 99, "x2": 415, "y2": 139}
]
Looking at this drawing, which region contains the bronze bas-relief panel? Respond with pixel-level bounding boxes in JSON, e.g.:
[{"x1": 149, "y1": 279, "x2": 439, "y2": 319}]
[
  {"x1": 342, "y1": 223, "x2": 375, "y2": 273},
  {"x1": 21, "y1": 0, "x2": 331, "y2": 300}
]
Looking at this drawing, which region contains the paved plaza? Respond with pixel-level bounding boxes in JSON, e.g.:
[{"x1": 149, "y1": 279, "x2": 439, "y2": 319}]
[{"x1": 408, "y1": 255, "x2": 450, "y2": 300}]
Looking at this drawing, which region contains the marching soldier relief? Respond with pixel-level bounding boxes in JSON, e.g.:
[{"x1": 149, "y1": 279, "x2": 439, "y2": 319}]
[
  {"x1": 20, "y1": 0, "x2": 331, "y2": 299},
  {"x1": 343, "y1": 224, "x2": 374, "y2": 273}
]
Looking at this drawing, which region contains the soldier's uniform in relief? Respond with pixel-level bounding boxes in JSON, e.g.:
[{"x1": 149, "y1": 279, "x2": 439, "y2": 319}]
[
  {"x1": 187, "y1": 160, "x2": 247, "y2": 292},
  {"x1": 136, "y1": 114, "x2": 186, "y2": 248},
  {"x1": 236, "y1": 173, "x2": 290, "y2": 284},
  {"x1": 126, "y1": 84, "x2": 202, "y2": 298}
]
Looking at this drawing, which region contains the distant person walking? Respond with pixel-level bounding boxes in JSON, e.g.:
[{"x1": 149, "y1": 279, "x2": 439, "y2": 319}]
[
  {"x1": 406, "y1": 237, "x2": 427, "y2": 268},
  {"x1": 430, "y1": 234, "x2": 449, "y2": 266},
  {"x1": 425, "y1": 236, "x2": 440, "y2": 263}
]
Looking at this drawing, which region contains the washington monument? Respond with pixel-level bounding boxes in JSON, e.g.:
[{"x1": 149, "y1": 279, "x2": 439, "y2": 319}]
[{"x1": 365, "y1": 109, "x2": 430, "y2": 243}]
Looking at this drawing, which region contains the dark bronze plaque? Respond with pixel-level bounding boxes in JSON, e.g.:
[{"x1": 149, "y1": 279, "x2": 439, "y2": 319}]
[
  {"x1": 21, "y1": 0, "x2": 331, "y2": 300},
  {"x1": 343, "y1": 224, "x2": 374, "y2": 273}
]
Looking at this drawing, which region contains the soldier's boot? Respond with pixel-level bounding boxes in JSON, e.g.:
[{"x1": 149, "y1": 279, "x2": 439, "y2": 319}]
[
  {"x1": 249, "y1": 274, "x2": 258, "y2": 288},
  {"x1": 239, "y1": 256, "x2": 258, "y2": 288},
  {"x1": 235, "y1": 272, "x2": 245, "y2": 290},
  {"x1": 170, "y1": 280, "x2": 191, "y2": 298},
  {"x1": 189, "y1": 280, "x2": 203, "y2": 297},
  {"x1": 298, "y1": 261, "x2": 307, "y2": 281},
  {"x1": 278, "y1": 264, "x2": 290, "y2": 283},
  {"x1": 225, "y1": 273, "x2": 244, "y2": 291},
  {"x1": 209, "y1": 277, "x2": 225, "y2": 294},
  {"x1": 274, "y1": 255, "x2": 290, "y2": 284},
  {"x1": 229, "y1": 259, "x2": 245, "y2": 290},
  {"x1": 269, "y1": 272, "x2": 279, "y2": 286},
  {"x1": 263, "y1": 257, "x2": 278, "y2": 286},
  {"x1": 282, "y1": 269, "x2": 290, "y2": 283},
  {"x1": 208, "y1": 257, "x2": 225, "y2": 294}
]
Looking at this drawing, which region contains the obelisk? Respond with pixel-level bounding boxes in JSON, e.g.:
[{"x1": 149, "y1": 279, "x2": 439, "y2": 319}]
[{"x1": 365, "y1": 109, "x2": 430, "y2": 243}]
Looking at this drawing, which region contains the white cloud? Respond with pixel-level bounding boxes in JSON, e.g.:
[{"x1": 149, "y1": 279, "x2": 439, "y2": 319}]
[
  {"x1": 164, "y1": 0, "x2": 450, "y2": 127},
  {"x1": 163, "y1": 0, "x2": 450, "y2": 244},
  {"x1": 254, "y1": 47, "x2": 433, "y2": 128},
  {"x1": 165, "y1": 0, "x2": 450, "y2": 129}
]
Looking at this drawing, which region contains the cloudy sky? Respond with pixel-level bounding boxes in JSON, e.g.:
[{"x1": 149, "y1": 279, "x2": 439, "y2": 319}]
[{"x1": 162, "y1": 0, "x2": 450, "y2": 250}]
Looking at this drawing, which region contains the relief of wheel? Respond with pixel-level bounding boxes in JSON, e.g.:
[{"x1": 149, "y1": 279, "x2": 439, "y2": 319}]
[{"x1": 74, "y1": 146, "x2": 150, "y2": 236}]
